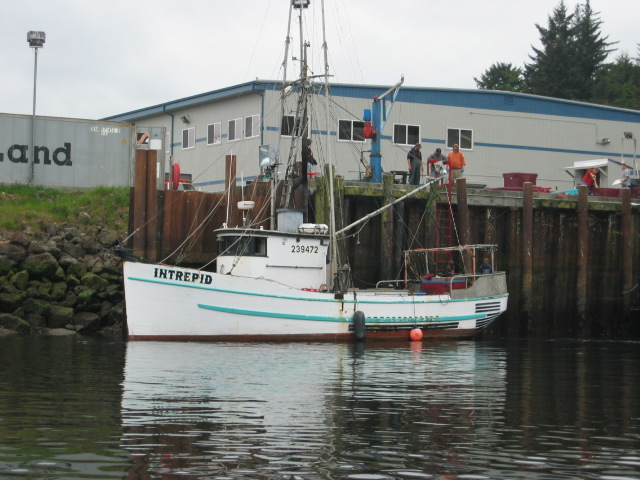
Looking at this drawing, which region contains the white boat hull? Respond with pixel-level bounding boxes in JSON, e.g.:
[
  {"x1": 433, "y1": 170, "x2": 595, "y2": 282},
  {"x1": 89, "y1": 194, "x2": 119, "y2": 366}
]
[{"x1": 123, "y1": 261, "x2": 509, "y2": 341}]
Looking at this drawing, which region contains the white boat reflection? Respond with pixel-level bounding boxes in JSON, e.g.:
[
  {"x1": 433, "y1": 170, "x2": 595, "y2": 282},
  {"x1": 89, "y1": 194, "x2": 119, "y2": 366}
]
[{"x1": 121, "y1": 341, "x2": 507, "y2": 479}]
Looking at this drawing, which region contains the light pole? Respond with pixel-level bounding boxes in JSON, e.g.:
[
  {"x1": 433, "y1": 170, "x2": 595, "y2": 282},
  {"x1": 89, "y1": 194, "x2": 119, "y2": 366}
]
[{"x1": 27, "y1": 31, "x2": 45, "y2": 185}]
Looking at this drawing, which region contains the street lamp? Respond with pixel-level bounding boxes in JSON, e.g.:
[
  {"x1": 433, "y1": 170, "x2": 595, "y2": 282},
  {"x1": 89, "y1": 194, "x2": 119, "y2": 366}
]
[{"x1": 27, "y1": 30, "x2": 45, "y2": 185}]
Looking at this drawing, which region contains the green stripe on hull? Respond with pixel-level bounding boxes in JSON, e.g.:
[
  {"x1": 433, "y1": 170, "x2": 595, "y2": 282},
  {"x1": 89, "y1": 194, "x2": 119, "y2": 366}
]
[{"x1": 197, "y1": 303, "x2": 487, "y2": 324}]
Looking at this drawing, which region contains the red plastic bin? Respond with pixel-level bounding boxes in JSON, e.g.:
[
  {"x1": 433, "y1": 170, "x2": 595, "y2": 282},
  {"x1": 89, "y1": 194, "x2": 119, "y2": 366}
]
[{"x1": 503, "y1": 173, "x2": 538, "y2": 188}]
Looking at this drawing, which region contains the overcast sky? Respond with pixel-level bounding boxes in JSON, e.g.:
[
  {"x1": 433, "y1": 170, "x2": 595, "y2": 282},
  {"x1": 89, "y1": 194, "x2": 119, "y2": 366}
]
[{"x1": 2, "y1": 0, "x2": 638, "y2": 121}]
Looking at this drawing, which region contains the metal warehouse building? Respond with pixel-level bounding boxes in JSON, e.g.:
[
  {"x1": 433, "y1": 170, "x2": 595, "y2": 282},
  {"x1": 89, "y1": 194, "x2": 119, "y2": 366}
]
[{"x1": 104, "y1": 80, "x2": 640, "y2": 192}]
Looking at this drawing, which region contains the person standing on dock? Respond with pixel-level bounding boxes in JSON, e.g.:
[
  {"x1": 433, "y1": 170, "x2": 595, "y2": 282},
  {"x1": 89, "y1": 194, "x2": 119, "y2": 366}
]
[
  {"x1": 426, "y1": 148, "x2": 447, "y2": 180},
  {"x1": 447, "y1": 144, "x2": 466, "y2": 182},
  {"x1": 580, "y1": 168, "x2": 598, "y2": 194},
  {"x1": 619, "y1": 163, "x2": 639, "y2": 188},
  {"x1": 407, "y1": 143, "x2": 423, "y2": 185}
]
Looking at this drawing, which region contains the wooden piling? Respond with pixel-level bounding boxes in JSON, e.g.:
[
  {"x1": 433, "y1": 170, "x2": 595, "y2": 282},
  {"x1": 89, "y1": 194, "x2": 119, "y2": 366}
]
[
  {"x1": 132, "y1": 149, "x2": 148, "y2": 258},
  {"x1": 621, "y1": 188, "x2": 633, "y2": 305},
  {"x1": 456, "y1": 178, "x2": 471, "y2": 269},
  {"x1": 380, "y1": 173, "x2": 394, "y2": 280},
  {"x1": 394, "y1": 202, "x2": 405, "y2": 276},
  {"x1": 132, "y1": 149, "x2": 158, "y2": 261},
  {"x1": 145, "y1": 150, "x2": 158, "y2": 262},
  {"x1": 576, "y1": 185, "x2": 589, "y2": 326},
  {"x1": 522, "y1": 182, "x2": 533, "y2": 316}
]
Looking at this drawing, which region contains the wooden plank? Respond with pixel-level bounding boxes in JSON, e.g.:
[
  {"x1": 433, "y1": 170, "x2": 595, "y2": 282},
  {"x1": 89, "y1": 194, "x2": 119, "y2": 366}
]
[
  {"x1": 144, "y1": 150, "x2": 158, "y2": 262},
  {"x1": 132, "y1": 150, "x2": 148, "y2": 258}
]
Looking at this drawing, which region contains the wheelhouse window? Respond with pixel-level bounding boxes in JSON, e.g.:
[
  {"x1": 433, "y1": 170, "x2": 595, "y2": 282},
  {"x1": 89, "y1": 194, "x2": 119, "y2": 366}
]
[
  {"x1": 447, "y1": 128, "x2": 473, "y2": 150},
  {"x1": 228, "y1": 118, "x2": 242, "y2": 142},
  {"x1": 244, "y1": 114, "x2": 260, "y2": 139},
  {"x1": 338, "y1": 119, "x2": 365, "y2": 142},
  {"x1": 281, "y1": 115, "x2": 309, "y2": 137},
  {"x1": 393, "y1": 124, "x2": 420, "y2": 145},
  {"x1": 218, "y1": 236, "x2": 267, "y2": 257},
  {"x1": 207, "y1": 122, "x2": 221, "y2": 145},
  {"x1": 182, "y1": 127, "x2": 195, "y2": 150}
]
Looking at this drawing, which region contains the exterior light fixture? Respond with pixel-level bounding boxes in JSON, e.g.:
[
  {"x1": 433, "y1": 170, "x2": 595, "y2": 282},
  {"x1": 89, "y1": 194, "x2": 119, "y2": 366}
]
[
  {"x1": 600, "y1": 138, "x2": 610, "y2": 145},
  {"x1": 624, "y1": 132, "x2": 633, "y2": 139},
  {"x1": 27, "y1": 31, "x2": 46, "y2": 48},
  {"x1": 180, "y1": 115, "x2": 190, "y2": 124},
  {"x1": 292, "y1": 0, "x2": 310, "y2": 8}
]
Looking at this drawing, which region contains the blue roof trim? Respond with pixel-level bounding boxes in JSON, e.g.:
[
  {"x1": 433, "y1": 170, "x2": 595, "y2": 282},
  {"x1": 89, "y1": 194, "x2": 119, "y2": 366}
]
[
  {"x1": 102, "y1": 80, "x2": 282, "y2": 121},
  {"x1": 329, "y1": 84, "x2": 640, "y2": 123},
  {"x1": 103, "y1": 79, "x2": 640, "y2": 125}
]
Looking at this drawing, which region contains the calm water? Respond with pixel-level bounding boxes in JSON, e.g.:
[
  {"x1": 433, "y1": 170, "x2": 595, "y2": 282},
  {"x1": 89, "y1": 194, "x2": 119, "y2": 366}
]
[{"x1": 0, "y1": 336, "x2": 639, "y2": 480}]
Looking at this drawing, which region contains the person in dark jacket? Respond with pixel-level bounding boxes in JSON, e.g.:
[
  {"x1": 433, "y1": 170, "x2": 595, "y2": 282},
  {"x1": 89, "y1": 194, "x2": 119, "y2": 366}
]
[
  {"x1": 478, "y1": 258, "x2": 493, "y2": 275},
  {"x1": 407, "y1": 143, "x2": 422, "y2": 185}
]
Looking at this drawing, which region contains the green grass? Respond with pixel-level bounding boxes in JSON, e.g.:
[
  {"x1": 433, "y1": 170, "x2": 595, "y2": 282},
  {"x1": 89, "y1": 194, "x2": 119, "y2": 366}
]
[{"x1": 0, "y1": 185, "x2": 130, "y2": 235}]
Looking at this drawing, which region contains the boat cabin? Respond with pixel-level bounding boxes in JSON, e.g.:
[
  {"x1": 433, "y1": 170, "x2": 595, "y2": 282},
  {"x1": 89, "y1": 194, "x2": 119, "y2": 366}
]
[{"x1": 215, "y1": 225, "x2": 330, "y2": 291}]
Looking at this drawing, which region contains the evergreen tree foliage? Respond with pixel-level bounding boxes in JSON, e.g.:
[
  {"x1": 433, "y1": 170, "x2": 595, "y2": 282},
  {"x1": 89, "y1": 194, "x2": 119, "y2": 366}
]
[
  {"x1": 571, "y1": 0, "x2": 616, "y2": 101},
  {"x1": 474, "y1": 62, "x2": 525, "y2": 92},
  {"x1": 523, "y1": 1, "x2": 577, "y2": 98},
  {"x1": 474, "y1": 1, "x2": 640, "y2": 109},
  {"x1": 593, "y1": 53, "x2": 640, "y2": 110}
]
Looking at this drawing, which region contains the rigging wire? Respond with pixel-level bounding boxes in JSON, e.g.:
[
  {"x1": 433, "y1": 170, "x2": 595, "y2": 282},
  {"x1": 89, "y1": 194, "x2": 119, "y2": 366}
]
[{"x1": 242, "y1": 0, "x2": 274, "y2": 83}]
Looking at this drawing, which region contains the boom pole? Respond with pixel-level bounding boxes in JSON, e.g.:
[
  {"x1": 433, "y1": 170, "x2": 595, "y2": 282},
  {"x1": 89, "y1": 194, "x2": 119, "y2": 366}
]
[{"x1": 370, "y1": 76, "x2": 404, "y2": 183}]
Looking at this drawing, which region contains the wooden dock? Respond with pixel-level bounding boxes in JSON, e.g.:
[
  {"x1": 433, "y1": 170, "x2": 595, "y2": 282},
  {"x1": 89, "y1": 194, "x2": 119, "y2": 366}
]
[{"x1": 129, "y1": 150, "x2": 640, "y2": 337}]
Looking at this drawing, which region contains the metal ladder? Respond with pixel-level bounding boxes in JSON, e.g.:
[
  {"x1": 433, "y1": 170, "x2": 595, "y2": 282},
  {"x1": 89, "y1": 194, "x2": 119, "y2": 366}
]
[{"x1": 434, "y1": 172, "x2": 455, "y2": 272}]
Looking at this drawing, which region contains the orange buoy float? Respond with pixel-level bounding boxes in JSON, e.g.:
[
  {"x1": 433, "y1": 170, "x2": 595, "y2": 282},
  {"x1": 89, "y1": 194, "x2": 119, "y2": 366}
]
[{"x1": 410, "y1": 327, "x2": 423, "y2": 341}]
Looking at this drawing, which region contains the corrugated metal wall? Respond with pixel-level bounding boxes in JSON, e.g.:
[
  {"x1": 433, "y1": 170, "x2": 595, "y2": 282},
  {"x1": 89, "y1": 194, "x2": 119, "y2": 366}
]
[{"x1": 0, "y1": 113, "x2": 135, "y2": 188}]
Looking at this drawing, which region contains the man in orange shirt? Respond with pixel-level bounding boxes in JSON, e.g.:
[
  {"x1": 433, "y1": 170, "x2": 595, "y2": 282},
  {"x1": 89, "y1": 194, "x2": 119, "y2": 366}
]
[{"x1": 447, "y1": 144, "x2": 466, "y2": 182}]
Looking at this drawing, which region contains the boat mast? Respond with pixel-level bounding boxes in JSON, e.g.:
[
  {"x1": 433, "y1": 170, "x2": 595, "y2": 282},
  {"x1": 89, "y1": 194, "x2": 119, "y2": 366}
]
[
  {"x1": 279, "y1": 1, "x2": 312, "y2": 210},
  {"x1": 320, "y1": 0, "x2": 338, "y2": 289},
  {"x1": 282, "y1": 3, "x2": 293, "y2": 84},
  {"x1": 271, "y1": 2, "x2": 296, "y2": 230}
]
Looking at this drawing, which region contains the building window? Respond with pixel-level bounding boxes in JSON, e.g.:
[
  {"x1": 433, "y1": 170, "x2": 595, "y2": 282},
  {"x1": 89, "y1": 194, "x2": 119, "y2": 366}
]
[
  {"x1": 338, "y1": 119, "x2": 365, "y2": 142},
  {"x1": 393, "y1": 124, "x2": 420, "y2": 145},
  {"x1": 244, "y1": 114, "x2": 260, "y2": 139},
  {"x1": 182, "y1": 127, "x2": 195, "y2": 150},
  {"x1": 281, "y1": 115, "x2": 309, "y2": 137},
  {"x1": 228, "y1": 118, "x2": 242, "y2": 142},
  {"x1": 447, "y1": 128, "x2": 473, "y2": 150},
  {"x1": 207, "y1": 122, "x2": 221, "y2": 145}
]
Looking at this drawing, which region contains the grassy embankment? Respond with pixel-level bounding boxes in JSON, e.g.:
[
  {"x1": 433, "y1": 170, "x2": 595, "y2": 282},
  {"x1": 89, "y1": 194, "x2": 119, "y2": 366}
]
[{"x1": 0, "y1": 185, "x2": 130, "y2": 237}]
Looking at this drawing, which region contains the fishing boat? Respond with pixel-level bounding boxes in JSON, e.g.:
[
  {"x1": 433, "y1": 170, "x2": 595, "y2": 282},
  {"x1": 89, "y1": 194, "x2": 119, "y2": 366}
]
[{"x1": 121, "y1": 0, "x2": 508, "y2": 342}]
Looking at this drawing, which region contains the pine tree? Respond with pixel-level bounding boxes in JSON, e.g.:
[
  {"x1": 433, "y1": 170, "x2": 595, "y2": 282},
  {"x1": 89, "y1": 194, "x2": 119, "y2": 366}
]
[
  {"x1": 474, "y1": 1, "x2": 636, "y2": 109},
  {"x1": 571, "y1": 0, "x2": 616, "y2": 101},
  {"x1": 593, "y1": 53, "x2": 640, "y2": 110},
  {"x1": 524, "y1": 1, "x2": 577, "y2": 98},
  {"x1": 474, "y1": 62, "x2": 525, "y2": 92}
]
